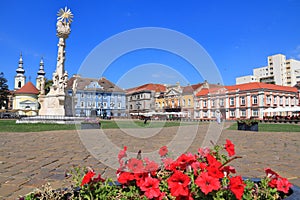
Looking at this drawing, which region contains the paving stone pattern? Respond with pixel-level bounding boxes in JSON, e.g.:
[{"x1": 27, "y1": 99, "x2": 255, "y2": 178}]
[{"x1": 0, "y1": 122, "x2": 299, "y2": 199}]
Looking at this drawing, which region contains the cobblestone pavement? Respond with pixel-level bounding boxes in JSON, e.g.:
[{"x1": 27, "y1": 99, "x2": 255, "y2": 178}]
[{"x1": 0, "y1": 122, "x2": 299, "y2": 199}]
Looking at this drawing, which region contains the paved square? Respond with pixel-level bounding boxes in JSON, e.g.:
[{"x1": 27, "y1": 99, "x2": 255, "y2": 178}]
[{"x1": 0, "y1": 122, "x2": 299, "y2": 199}]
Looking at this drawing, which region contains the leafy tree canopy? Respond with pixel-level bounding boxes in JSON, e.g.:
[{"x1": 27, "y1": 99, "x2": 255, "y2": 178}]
[{"x1": 0, "y1": 72, "x2": 10, "y2": 109}]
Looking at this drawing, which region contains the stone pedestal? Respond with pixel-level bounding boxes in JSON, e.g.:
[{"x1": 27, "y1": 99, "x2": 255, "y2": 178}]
[{"x1": 38, "y1": 88, "x2": 66, "y2": 116}]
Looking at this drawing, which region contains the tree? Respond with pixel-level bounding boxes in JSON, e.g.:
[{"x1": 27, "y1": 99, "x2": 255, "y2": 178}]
[
  {"x1": 0, "y1": 72, "x2": 10, "y2": 109},
  {"x1": 45, "y1": 78, "x2": 53, "y2": 95}
]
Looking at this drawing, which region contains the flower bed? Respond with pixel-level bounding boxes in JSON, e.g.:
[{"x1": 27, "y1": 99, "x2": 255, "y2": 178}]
[
  {"x1": 20, "y1": 139, "x2": 300, "y2": 199},
  {"x1": 237, "y1": 119, "x2": 259, "y2": 131}
]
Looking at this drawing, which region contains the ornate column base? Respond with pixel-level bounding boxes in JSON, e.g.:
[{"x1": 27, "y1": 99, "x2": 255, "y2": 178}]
[{"x1": 38, "y1": 94, "x2": 66, "y2": 116}]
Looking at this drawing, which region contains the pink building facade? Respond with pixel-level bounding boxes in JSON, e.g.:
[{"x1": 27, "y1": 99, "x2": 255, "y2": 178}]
[{"x1": 194, "y1": 82, "x2": 299, "y2": 120}]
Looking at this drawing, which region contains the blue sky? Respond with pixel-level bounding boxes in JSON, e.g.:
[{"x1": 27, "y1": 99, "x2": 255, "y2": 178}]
[{"x1": 1, "y1": 0, "x2": 300, "y2": 90}]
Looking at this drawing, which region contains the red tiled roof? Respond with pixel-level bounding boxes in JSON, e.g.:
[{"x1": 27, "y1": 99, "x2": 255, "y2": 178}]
[
  {"x1": 196, "y1": 82, "x2": 297, "y2": 96},
  {"x1": 182, "y1": 83, "x2": 203, "y2": 94},
  {"x1": 15, "y1": 82, "x2": 39, "y2": 95},
  {"x1": 126, "y1": 83, "x2": 166, "y2": 94},
  {"x1": 196, "y1": 87, "x2": 224, "y2": 96},
  {"x1": 225, "y1": 82, "x2": 297, "y2": 93}
]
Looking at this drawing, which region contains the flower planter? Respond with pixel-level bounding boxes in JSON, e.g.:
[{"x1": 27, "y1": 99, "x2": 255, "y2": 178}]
[
  {"x1": 237, "y1": 122, "x2": 258, "y2": 132},
  {"x1": 81, "y1": 123, "x2": 101, "y2": 129},
  {"x1": 246, "y1": 178, "x2": 300, "y2": 200}
]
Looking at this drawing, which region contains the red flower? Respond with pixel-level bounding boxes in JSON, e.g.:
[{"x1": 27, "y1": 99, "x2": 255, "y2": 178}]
[
  {"x1": 163, "y1": 158, "x2": 174, "y2": 170},
  {"x1": 276, "y1": 178, "x2": 292, "y2": 194},
  {"x1": 222, "y1": 166, "x2": 236, "y2": 176},
  {"x1": 175, "y1": 153, "x2": 196, "y2": 170},
  {"x1": 225, "y1": 139, "x2": 235, "y2": 157},
  {"x1": 205, "y1": 154, "x2": 223, "y2": 178},
  {"x1": 117, "y1": 171, "x2": 135, "y2": 184},
  {"x1": 167, "y1": 170, "x2": 191, "y2": 197},
  {"x1": 198, "y1": 147, "x2": 210, "y2": 157},
  {"x1": 127, "y1": 158, "x2": 144, "y2": 173},
  {"x1": 144, "y1": 160, "x2": 159, "y2": 175},
  {"x1": 191, "y1": 161, "x2": 206, "y2": 176},
  {"x1": 195, "y1": 172, "x2": 221, "y2": 195},
  {"x1": 269, "y1": 178, "x2": 278, "y2": 188},
  {"x1": 92, "y1": 174, "x2": 105, "y2": 183},
  {"x1": 81, "y1": 170, "x2": 95, "y2": 186},
  {"x1": 206, "y1": 154, "x2": 222, "y2": 168},
  {"x1": 229, "y1": 176, "x2": 246, "y2": 200},
  {"x1": 134, "y1": 172, "x2": 146, "y2": 187},
  {"x1": 207, "y1": 165, "x2": 224, "y2": 179},
  {"x1": 118, "y1": 146, "x2": 127, "y2": 166},
  {"x1": 265, "y1": 168, "x2": 279, "y2": 179},
  {"x1": 140, "y1": 177, "x2": 161, "y2": 199},
  {"x1": 159, "y1": 146, "x2": 168, "y2": 157}
]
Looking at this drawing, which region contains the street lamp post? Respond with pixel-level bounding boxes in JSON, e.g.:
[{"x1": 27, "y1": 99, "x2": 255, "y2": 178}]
[{"x1": 136, "y1": 102, "x2": 141, "y2": 119}]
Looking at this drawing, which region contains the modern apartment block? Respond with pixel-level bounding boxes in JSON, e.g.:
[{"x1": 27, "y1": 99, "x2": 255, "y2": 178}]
[{"x1": 236, "y1": 54, "x2": 300, "y2": 87}]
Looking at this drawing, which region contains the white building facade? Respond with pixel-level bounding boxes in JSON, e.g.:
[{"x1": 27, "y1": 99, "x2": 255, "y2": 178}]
[{"x1": 236, "y1": 54, "x2": 300, "y2": 87}]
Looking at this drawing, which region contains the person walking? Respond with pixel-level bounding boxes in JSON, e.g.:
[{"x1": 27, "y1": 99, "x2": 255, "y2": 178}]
[{"x1": 216, "y1": 110, "x2": 222, "y2": 124}]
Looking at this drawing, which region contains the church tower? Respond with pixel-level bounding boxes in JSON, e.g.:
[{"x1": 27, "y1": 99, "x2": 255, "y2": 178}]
[
  {"x1": 36, "y1": 57, "x2": 46, "y2": 94},
  {"x1": 14, "y1": 53, "x2": 26, "y2": 90}
]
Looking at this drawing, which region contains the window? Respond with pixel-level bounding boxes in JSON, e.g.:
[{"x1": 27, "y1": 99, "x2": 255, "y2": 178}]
[
  {"x1": 241, "y1": 110, "x2": 246, "y2": 117},
  {"x1": 273, "y1": 96, "x2": 277, "y2": 104},
  {"x1": 188, "y1": 99, "x2": 191, "y2": 106},
  {"x1": 211, "y1": 100, "x2": 215, "y2": 107},
  {"x1": 212, "y1": 111, "x2": 215, "y2": 117},
  {"x1": 252, "y1": 95, "x2": 258, "y2": 104},
  {"x1": 203, "y1": 111, "x2": 208, "y2": 117},
  {"x1": 219, "y1": 99, "x2": 224, "y2": 107},
  {"x1": 130, "y1": 105, "x2": 133, "y2": 109},
  {"x1": 203, "y1": 100, "x2": 207, "y2": 107},
  {"x1": 266, "y1": 96, "x2": 271, "y2": 104},
  {"x1": 81, "y1": 93, "x2": 84, "y2": 98},
  {"x1": 182, "y1": 99, "x2": 186, "y2": 107},
  {"x1": 285, "y1": 98, "x2": 289, "y2": 106},
  {"x1": 230, "y1": 110, "x2": 235, "y2": 117},
  {"x1": 279, "y1": 96, "x2": 283, "y2": 105},
  {"x1": 81, "y1": 101, "x2": 84, "y2": 107},
  {"x1": 110, "y1": 102, "x2": 115, "y2": 108},
  {"x1": 240, "y1": 96, "x2": 245, "y2": 105},
  {"x1": 162, "y1": 102, "x2": 165, "y2": 108},
  {"x1": 103, "y1": 102, "x2": 107, "y2": 108},
  {"x1": 230, "y1": 97, "x2": 234, "y2": 106},
  {"x1": 103, "y1": 94, "x2": 107, "y2": 99},
  {"x1": 118, "y1": 103, "x2": 121, "y2": 109},
  {"x1": 252, "y1": 110, "x2": 258, "y2": 116},
  {"x1": 98, "y1": 102, "x2": 102, "y2": 107}
]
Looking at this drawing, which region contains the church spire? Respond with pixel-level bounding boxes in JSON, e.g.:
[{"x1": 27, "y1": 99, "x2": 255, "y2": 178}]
[
  {"x1": 14, "y1": 52, "x2": 26, "y2": 90},
  {"x1": 37, "y1": 57, "x2": 46, "y2": 77},
  {"x1": 16, "y1": 52, "x2": 25, "y2": 75}
]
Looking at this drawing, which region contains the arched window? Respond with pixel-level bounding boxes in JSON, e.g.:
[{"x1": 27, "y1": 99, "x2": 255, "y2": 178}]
[{"x1": 18, "y1": 81, "x2": 21, "y2": 88}]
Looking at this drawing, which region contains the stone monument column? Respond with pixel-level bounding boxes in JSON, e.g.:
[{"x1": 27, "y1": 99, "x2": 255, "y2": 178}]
[{"x1": 39, "y1": 7, "x2": 73, "y2": 116}]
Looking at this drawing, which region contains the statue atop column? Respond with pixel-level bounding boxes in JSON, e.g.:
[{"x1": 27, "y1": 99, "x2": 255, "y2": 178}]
[
  {"x1": 39, "y1": 7, "x2": 73, "y2": 116},
  {"x1": 52, "y1": 7, "x2": 73, "y2": 94}
]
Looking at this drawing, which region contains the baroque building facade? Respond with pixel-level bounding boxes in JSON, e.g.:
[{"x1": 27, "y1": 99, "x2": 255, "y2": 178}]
[
  {"x1": 195, "y1": 82, "x2": 299, "y2": 120},
  {"x1": 66, "y1": 75, "x2": 126, "y2": 117},
  {"x1": 10, "y1": 54, "x2": 45, "y2": 116},
  {"x1": 126, "y1": 83, "x2": 166, "y2": 117}
]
